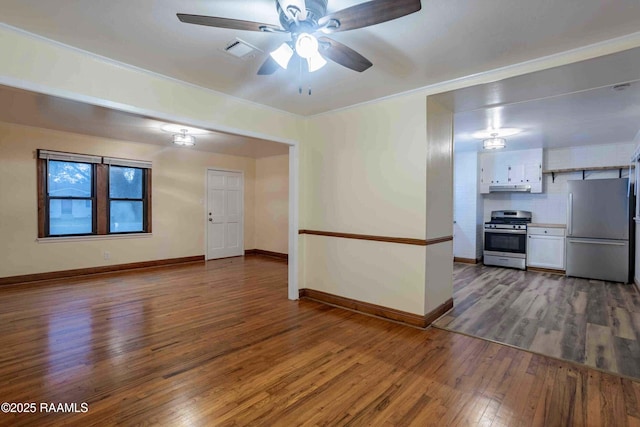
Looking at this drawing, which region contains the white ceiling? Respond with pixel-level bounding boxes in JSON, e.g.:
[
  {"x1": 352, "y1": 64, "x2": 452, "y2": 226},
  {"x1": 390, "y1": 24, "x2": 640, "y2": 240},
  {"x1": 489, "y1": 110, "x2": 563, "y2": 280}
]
[
  {"x1": 439, "y1": 46, "x2": 640, "y2": 153},
  {"x1": 453, "y1": 82, "x2": 640, "y2": 153},
  {"x1": 2, "y1": 0, "x2": 640, "y2": 115},
  {"x1": 0, "y1": 85, "x2": 289, "y2": 158}
]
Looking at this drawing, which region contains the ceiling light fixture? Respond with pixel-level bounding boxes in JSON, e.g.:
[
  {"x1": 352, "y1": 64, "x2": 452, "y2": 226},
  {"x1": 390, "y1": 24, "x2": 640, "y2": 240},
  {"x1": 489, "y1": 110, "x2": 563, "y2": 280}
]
[
  {"x1": 172, "y1": 129, "x2": 196, "y2": 147},
  {"x1": 473, "y1": 128, "x2": 522, "y2": 139},
  {"x1": 161, "y1": 124, "x2": 209, "y2": 135},
  {"x1": 483, "y1": 133, "x2": 506, "y2": 150},
  {"x1": 270, "y1": 42, "x2": 294, "y2": 69},
  {"x1": 295, "y1": 33, "x2": 318, "y2": 58},
  {"x1": 269, "y1": 33, "x2": 327, "y2": 73},
  {"x1": 307, "y1": 52, "x2": 327, "y2": 72},
  {"x1": 295, "y1": 33, "x2": 326, "y2": 73}
]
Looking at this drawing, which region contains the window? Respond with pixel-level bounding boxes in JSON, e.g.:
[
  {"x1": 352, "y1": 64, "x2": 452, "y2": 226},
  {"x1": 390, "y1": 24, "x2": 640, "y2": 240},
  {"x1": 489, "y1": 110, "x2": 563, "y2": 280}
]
[
  {"x1": 38, "y1": 150, "x2": 152, "y2": 238},
  {"x1": 109, "y1": 166, "x2": 145, "y2": 233}
]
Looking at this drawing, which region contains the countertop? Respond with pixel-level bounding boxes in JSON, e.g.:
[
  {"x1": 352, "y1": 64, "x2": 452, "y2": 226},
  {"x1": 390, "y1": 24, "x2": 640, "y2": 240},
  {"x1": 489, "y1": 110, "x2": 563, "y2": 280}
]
[{"x1": 528, "y1": 223, "x2": 566, "y2": 228}]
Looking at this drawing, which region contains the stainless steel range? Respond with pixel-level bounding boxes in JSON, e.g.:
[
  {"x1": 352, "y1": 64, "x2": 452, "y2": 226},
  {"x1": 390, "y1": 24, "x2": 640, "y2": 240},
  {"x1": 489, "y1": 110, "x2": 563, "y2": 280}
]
[{"x1": 484, "y1": 210, "x2": 532, "y2": 270}]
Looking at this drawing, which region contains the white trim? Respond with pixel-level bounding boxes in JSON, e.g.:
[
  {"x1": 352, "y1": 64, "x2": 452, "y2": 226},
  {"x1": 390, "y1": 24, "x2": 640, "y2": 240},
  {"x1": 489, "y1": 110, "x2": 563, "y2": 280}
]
[
  {"x1": 309, "y1": 31, "x2": 640, "y2": 118},
  {"x1": 0, "y1": 23, "x2": 301, "y2": 120},
  {"x1": 37, "y1": 233, "x2": 152, "y2": 243},
  {"x1": 288, "y1": 144, "x2": 300, "y2": 300},
  {"x1": 205, "y1": 168, "x2": 245, "y2": 260}
]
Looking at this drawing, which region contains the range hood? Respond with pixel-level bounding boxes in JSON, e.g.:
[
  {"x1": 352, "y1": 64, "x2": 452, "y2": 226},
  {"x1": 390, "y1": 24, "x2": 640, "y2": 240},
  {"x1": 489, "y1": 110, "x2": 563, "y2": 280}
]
[{"x1": 489, "y1": 184, "x2": 532, "y2": 193}]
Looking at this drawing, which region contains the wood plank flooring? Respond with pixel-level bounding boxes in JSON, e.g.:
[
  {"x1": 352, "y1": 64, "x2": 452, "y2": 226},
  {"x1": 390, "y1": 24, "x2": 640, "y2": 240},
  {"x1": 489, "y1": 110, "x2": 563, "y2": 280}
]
[
  {"x1": 0, "y1": 256, "x2": 639, "y2": 425},
  {"x1": 435, "y1": 263, "x2": 640, "y2": 381}
]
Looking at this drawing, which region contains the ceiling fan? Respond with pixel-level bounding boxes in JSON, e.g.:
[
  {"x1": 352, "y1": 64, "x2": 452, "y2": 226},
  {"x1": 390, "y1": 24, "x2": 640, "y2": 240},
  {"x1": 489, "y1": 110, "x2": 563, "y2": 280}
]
[{"x1": 177, "y1": 0, "x2": 422, "y2": 76}]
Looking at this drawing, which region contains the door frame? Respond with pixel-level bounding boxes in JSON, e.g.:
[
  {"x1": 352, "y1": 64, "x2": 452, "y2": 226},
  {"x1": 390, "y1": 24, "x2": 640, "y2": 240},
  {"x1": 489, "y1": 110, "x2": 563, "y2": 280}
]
[{"x1": 205, "y1": 168, "x2": 245, "y2": 261}]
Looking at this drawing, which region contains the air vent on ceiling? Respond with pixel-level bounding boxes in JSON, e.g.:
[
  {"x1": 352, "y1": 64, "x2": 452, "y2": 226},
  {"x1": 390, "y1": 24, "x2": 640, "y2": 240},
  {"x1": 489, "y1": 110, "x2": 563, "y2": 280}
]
[{"x1": 222, "y1": 38, "x2": 261, "y2": 60}]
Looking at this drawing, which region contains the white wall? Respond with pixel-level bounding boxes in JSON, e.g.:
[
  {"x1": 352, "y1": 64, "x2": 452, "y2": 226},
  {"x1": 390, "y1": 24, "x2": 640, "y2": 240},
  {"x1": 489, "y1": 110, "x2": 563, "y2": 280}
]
[
  {"x1": 482, "y1": 142, "x2": 636, "y2": 223},
  {"x1": 303, "y1": 93, "x2": 430, "y2": 315},
  {"x1": 255, "y1": 154, "x2": 289, "y2": 254},
  {"x1": 453, "y1": 151, "x2": 479, "y2": 259}
]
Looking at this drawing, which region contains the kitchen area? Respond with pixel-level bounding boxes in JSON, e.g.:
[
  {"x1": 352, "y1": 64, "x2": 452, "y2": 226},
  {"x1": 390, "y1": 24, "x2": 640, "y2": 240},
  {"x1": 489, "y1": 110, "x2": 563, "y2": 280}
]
[
  {"x1": 439, "y1": 45, "x2": 640, "y2": 381},
  {"x1": 455, "y1": 137, "x2": 637, "y2": 283},
  {"x1": 480, "y1": 148, "x2": 634, "y2": 284},
  {"x1": 453, "y1": 87, "x2": 640, "y2": 285},
  {"x1": 447, "y1": 137, "x2": 640, "y2": 379}
]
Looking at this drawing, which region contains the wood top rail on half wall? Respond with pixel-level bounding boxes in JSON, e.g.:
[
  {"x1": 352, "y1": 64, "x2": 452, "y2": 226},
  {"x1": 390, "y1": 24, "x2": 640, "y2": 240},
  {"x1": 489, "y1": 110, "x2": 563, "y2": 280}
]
[{"x1": 298, "y1": 230, "x2": 453, "y2": 246}]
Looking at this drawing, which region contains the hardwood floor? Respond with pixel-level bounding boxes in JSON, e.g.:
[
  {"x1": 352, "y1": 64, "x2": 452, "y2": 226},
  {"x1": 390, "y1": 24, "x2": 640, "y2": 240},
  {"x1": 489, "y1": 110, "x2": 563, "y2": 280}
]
[
  {"x1": 435, "y1": 262, "x2": 640, "y2": 381},
  {"x1": 1, "y1": 256, "x2": 639, "y2": 426}
]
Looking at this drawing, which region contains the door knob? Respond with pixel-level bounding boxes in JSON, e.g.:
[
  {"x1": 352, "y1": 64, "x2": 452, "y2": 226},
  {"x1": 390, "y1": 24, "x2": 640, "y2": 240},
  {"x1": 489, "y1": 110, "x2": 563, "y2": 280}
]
[{"x1": 209, "y1": 218, "x2": 213, "y2": 222}]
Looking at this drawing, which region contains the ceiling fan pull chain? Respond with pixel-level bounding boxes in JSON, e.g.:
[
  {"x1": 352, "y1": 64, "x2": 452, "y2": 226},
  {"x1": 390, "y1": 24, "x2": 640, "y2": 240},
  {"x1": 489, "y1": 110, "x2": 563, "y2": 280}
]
[{"x1": 298, "y1": 56, "x2": 303, "y2": 95}]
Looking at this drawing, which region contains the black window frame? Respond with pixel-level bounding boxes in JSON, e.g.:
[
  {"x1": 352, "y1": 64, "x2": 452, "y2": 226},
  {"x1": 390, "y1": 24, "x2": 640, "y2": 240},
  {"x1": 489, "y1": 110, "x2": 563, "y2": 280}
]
[
  {"x1": 45, "y1": 159, "x2": 97, "y2": 237},
  {"x1": 37, "y1": 150, "x2": 152, "y2": 238},
  {"x1": 107, "y1": 166, "x2": 149, "y2": 234}
]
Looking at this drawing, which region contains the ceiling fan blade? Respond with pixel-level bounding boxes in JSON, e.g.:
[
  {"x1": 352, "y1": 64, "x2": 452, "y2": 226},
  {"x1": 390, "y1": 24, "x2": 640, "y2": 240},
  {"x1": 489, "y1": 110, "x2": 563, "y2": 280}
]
[
  {"x1": 278, "y1": 0, "x2": 307, "y2": 21},
  {"x1": 318, "y1": 37, "x2": 372, "y2": 72},
  {"x1": 257, "y1": 56, "x2": 280, "y2": 75},
  {"x1": 177, "y1": 13, "x2": 281, "y2": 32},
  {"x1": 318, "y1": 0, "x2": 421, "y2": 32}
]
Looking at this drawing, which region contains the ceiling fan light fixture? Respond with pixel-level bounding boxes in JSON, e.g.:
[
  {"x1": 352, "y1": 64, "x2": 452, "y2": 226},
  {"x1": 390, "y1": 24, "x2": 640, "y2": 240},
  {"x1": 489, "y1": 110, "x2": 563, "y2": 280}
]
[
  {"x1": 483, "y1": 135, "x2": 506, "y2": 150},
  {"x1": 307, "y1": 52, "x2": 327, "y2": 72},
  {"x1": 178, "y1": 0, "x2": 423, "y2": 82},
  {"x1": 295, "y1": 33, "x2": 319, "y2": 59},
  {"x1": 270, "y1": 42, "x2": 294, "y2": 69},
  {"x1": 173, "y1": 129, "x2": 196, "y2": 147}
]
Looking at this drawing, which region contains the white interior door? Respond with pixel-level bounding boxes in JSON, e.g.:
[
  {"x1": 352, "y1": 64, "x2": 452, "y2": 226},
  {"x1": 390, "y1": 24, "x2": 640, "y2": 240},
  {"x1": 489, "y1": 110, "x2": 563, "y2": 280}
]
[{"x1": 207, "y1": 170, "x2": 244, "y2": 260}]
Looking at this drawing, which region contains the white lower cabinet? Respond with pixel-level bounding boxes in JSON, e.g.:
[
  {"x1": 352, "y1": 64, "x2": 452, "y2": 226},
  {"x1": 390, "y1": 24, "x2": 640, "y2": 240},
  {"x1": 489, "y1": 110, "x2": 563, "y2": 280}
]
[{"x1": 526, "y1": 227, "x2": 565, "y2": 270}]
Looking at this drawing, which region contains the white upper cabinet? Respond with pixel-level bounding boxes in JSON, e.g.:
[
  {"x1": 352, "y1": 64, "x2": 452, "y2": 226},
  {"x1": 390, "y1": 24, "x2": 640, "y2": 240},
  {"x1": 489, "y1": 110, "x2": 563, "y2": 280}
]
[{"x1": 480, "y1": 148, "x2": 543, "y2": 193}]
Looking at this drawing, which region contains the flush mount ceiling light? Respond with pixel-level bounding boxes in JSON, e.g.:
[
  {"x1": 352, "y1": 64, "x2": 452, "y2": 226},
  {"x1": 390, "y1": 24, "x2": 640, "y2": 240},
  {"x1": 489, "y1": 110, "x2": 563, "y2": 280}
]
[
  {"x1": 172, "y1": 129, "x2": 196, "y2": 147},
  {"x1": 472, "y1": 128, "x2": 522, "y2": 139},
  {"x1": 483, "y1": 134, "x2": 506, "y2": 150},
  {"x1": 160, "y1": 124, "x2": 209, "y2": 135}
]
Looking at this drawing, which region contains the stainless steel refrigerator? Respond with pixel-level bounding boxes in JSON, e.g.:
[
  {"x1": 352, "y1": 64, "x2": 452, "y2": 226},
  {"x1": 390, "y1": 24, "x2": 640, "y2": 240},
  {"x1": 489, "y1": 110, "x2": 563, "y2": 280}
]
[{"x1": 566, "y1": 178, "x2": 634, "y2": 283}]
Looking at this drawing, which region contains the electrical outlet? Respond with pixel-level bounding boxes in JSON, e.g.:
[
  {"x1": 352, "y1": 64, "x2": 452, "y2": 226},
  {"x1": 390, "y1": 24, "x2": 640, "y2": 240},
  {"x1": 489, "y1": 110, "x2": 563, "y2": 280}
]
[{"x1": 103, "y1": 251, "x2": 110, "y2": 260}]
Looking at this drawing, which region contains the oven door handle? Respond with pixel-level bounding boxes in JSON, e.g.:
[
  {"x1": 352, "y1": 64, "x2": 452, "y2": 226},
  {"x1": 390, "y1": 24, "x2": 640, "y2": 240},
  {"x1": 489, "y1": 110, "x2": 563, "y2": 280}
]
[{"x1": 484, "y1": 229, "x2": 527, "y2": 234}]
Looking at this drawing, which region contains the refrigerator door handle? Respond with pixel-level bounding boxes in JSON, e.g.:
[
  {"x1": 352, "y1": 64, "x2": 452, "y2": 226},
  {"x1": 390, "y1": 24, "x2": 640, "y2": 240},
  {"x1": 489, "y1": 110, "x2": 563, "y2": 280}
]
[
  {"x1": 566, "y1": 238, "x2": 626, "y2": 246},
  {"x1": 567, "y1": 193, "x2": 573, "y2": 236}
]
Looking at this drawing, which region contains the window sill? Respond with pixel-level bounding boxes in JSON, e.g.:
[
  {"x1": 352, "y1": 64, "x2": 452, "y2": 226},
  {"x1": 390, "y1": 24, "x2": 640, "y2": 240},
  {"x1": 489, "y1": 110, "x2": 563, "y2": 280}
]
[{"x1": 36, "y1": 233, "x2": 153, "y2": 243}]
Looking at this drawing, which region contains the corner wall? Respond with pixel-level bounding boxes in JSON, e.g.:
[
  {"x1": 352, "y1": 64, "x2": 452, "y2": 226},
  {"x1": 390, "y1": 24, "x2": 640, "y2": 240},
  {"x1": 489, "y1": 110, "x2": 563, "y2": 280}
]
[{"x1": 302, "y1": 93, "x2": 432, "y2": 316}]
